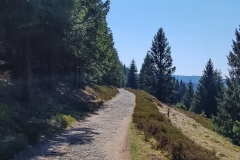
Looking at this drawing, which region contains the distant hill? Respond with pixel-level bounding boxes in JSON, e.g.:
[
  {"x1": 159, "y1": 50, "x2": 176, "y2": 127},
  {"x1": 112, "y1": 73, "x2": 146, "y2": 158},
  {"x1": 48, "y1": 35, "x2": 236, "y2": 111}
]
[
  {"x1": 173, "y1": 75, "x2": 201, "y2": 84},
  {"x1": 173, "y1": 75, "x2": 201, "y2": 89}
]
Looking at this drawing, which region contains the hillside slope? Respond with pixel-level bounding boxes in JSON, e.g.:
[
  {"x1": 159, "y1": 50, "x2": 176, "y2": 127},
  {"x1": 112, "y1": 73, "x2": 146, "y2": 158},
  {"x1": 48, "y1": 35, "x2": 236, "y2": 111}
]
[
  {"x1": 159, "y1": 104, "x2": 240, "y2": 160},
  {"x1": 0, "y1": 77, "x2": 119, "y2": 160}
]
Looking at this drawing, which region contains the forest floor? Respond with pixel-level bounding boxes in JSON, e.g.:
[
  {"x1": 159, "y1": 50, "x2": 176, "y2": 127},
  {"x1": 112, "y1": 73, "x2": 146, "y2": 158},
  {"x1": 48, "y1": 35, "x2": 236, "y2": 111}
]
[
  {"x1": 15, "y1": 89, "x2": 135, "y2": 160},
  {"x1": 159, "y1": 104, "x2": 240, "y2": 160}
]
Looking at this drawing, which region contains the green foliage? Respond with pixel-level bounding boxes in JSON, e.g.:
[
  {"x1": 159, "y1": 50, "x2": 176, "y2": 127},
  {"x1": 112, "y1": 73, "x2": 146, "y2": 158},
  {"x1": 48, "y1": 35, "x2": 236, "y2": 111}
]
[
  {"x1": 90, "y1": 84, "x2": 119, "y2": 100},
  {"x1": 0, "y1": 134, "x2": 27, "y2": 160},
  {"x1": 176, "y1": 102, "x2": 186, "y2": 110},
  {"x1": 140, "y1": 28, "x2": 176, "y2": 103},
  {"x1": 126, "y1": 88, "x2": 218, "y2": 160},
  {"x1": 139, "y1": 53, "x2": 156, "y2": 95},
  {"x1": 232, "y1": 121, "x2": 240, "y2": 145},
  {"x1": 173, "y1": 79, "x2": 187, "y2": 104},
  {"x1": 190, "y1": 59, "x2": 224, "y2": 118},
  {"x1": 51, "y1": 114, "x2": 76, "y2": 129},
  {"x1": 213, "y1": 28, "x2": 240, "y2": 145},
  {"x1": 182, "y1": 80, "x2": 194, "y2": 110},
  {"x1": 0, "y1": 103, "x2": 16, "y2": 123},
  {"x1": 0, "y1": 84, "x2": 119, "y2": 159},
  {"x1": 127, "y1": 59, "x2": 138, "y2": 89},
  {"x1": 0, "y1": 0, "x2": 124, "y2": 100}
]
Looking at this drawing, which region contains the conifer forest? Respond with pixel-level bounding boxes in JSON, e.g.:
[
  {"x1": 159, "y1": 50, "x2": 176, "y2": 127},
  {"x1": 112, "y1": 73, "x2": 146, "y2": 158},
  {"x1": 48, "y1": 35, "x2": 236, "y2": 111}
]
[{"x1": 0, "y1": 0, "x2": 240, "y2": 159}]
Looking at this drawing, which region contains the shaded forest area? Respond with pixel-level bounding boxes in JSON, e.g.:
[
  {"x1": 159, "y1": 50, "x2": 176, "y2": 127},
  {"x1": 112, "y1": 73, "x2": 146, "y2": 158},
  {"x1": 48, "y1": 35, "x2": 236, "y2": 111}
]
[
  {"x1": 0, "y1": 1, "x2": 126, "y2": 159},
  {"x1": 0, "y1": 0, "x2": 125, "y2": 101}
]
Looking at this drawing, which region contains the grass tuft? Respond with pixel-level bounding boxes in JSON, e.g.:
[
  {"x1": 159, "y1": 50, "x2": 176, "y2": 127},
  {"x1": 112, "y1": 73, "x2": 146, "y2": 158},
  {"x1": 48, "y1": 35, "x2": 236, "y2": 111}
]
[{"x1": 50, "y1": 114, "x2": 76, "y2": 129}]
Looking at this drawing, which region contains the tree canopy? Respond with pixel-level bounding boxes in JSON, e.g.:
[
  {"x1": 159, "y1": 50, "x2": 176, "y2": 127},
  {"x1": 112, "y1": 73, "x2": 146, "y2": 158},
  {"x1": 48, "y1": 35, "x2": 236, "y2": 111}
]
[
  {"x1": 0, "y1": 0, "x2": 124, "y2": 101},
  {"x1": 139, "y1": 28, "x2": 176, "y2": 103}
]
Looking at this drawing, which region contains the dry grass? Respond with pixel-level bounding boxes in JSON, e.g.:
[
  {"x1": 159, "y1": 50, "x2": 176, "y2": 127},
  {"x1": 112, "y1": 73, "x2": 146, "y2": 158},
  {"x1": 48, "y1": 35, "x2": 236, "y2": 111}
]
[
  {"x1": 176, "y1": 108, "x2": 213, "y2": 130},
  {"x1": 86, "y1": 84, "x2": 119, "y2": 101},
  {"x1": 159, "y1": 104, "x2": 240, "y2": 160}
]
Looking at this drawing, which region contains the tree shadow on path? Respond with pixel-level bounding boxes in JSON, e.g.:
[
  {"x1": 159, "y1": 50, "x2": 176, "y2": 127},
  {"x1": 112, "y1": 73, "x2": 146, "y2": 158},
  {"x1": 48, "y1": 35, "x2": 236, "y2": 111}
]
[{"x1": 15, "y1": 127, "x2": 99, "y2": 160}]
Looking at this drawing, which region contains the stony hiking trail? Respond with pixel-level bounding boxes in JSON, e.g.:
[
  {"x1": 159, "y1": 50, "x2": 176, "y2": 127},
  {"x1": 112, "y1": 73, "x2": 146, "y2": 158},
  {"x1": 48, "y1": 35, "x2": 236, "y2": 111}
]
[
  {"x1": 159, "y1": 104, "x2": 240, "y2": 160},
  {"x1": 15, "y1": 89, "x2": 135, "y2": 160}
]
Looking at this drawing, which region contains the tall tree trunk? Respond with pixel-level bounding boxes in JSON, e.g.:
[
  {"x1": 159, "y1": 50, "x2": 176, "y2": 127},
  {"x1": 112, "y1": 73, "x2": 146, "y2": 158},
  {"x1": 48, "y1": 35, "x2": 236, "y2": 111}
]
[
  {"x1": 78, "y1": 62, "x2": 83, "y2": 89},
  {"x1": 48, "y1": 51, "x2": 55, "y2": 89},
  {"x1": 21, "y1": 37, "x2": 31, "y2": 101},
  {"x1": 73, "y1": 62, "x2": 77, "y2": 87}
]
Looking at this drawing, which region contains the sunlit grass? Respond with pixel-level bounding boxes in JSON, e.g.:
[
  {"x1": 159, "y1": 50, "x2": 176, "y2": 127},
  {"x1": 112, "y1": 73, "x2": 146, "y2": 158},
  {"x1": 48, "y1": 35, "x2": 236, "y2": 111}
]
[
  {"x1": 176, "y1": 108, "x2": 213, "y2": 130},
  {"x1": 130, "y1": 122, "x2": 168, "y2": 160},
  {"x1": 126, "y1": 88, "x2": 218, "y2": 160}
]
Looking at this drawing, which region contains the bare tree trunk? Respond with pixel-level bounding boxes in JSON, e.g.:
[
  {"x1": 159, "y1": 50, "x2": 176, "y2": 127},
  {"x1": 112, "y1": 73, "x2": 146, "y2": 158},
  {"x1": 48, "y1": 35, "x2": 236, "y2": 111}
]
[
  {"x1": 78, "y1": 62, "x2": 83, "y2": 89},
  {"x1": 21, "y1": 37, "x2": 31, "y2": 101},
  {"x1": 48, "y1": 51, "x2": 55, "y2": 89},
  {"x1": 73, "y1": 62, "x2": 77, "y2": 87}
]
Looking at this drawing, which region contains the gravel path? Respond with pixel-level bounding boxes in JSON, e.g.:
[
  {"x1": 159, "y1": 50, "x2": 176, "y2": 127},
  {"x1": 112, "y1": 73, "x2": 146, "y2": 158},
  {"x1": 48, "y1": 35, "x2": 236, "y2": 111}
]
[{"x1": 15, "y1": 89, "x2": 135, "y2": 160}]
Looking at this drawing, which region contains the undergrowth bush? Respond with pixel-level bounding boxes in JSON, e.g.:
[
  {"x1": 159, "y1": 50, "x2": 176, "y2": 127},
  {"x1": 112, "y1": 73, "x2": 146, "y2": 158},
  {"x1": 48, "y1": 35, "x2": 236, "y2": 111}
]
[
  {"x1": 89, "y1": 84, "x2": 119, "y2": 100},
  {"x1": 50, "y1": 114, "x2": 76, "y2": 129},
  {"x1": 176, "y1": 102, "x2": 186, "y2": 110},
  {"x1": 0, "y1": 85, "x2": 118, "y2": 159},
  {"x1": 0, "y1": 103, "x2": 17, "y2": 126},
  {"x1": 22, "y1": 119, "x2": 50, "y2": 145},
  {"x1": 0, "y1": 134, "x2": 27, "y2": 160},
  {"x1": 126, "y1": 88, "x2": 218, "y2": 160}
]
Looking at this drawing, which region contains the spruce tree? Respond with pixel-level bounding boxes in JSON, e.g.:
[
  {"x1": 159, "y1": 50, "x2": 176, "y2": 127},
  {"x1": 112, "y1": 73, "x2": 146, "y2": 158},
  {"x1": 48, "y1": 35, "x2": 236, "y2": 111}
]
[
  {"x1": 148, "y1": 28, "x2": 176, "y2": 103},
  {"x1": 179, "y1": 80, "x2": 187, "y2": 101},
  {"x1": 182, "y1": 80, "x2": 194, "y2": 110},
  {"x1": 173, "y1": 79, "x2": 187, "y2": 104},
  {"x1": 139, "y1": 53, "x2": 156, "y2": 95},
  {"x1": 190, "y1": 59, "x2": 223, "y2": 117},
  {"x1": 127, "y1": 59, "x2": 138, "y2": 89},
  {"x1": 213, "y1": 29, "x2": 240, "y2": 144}
]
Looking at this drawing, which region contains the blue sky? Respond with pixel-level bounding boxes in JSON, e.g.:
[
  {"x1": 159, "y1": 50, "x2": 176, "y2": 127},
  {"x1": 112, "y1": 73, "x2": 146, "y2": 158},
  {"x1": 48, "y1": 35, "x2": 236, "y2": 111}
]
[{"x1": 106, "y1": 0, "x2": 240, "y2": 76}]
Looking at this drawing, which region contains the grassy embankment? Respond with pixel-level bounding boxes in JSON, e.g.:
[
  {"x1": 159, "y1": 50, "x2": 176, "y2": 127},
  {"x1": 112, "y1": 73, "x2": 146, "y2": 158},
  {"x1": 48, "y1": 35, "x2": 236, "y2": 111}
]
[
  {"x1": 127, "y1": 88, "x2": 218, "y2": 160},
  {"x1": 175, "y1": 107, "x2": 213, "y2": 131},
  {"x1": 0, "y1": 82, "x2": 118, "y2": 160}
]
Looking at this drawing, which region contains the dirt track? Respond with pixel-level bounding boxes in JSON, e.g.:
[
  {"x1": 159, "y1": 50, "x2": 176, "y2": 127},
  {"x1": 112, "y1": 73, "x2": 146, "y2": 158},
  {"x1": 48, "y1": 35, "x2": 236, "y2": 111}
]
[{"x1": 15, "y1": 89, "x2": 135, "y2": 160}]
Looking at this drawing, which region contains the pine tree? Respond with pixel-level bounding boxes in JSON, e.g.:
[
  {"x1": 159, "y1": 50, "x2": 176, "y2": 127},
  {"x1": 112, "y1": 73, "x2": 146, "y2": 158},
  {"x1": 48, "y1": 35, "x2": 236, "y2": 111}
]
[
  {"x1": 178, "y1": 80, "x2": 186, "y2": 101},
  {"x1": 139, "y1": 53, "x2": 156, "y2": 95},
  {"x1": 182, "y1": 80, "x2": 194, "y2": 110},
  {"x1": 148, "y1": 28, "x2": 176, "y2": 103},
  {"x1": 127, "y1": 59, "x2": 138, "y2": 89},
  {"x1": 173, "y1": 79, "x2": 187, "y2": 104},
  {"x1": 190, "y1": 59, "x2": 223, "y2": 117},
  {"x1": 0, "y1": 0, "x2": 125, "y2": 101},
  {"x1": 213, "y1": 29, "x2": 240, "y2": 144}
]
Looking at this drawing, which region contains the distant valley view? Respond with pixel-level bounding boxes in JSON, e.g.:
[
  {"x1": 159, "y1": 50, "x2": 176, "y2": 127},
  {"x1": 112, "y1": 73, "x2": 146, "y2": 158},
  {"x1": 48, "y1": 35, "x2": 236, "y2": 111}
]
[{"x1": 173, "y1": 75, "x2": 201, "y2": 89}]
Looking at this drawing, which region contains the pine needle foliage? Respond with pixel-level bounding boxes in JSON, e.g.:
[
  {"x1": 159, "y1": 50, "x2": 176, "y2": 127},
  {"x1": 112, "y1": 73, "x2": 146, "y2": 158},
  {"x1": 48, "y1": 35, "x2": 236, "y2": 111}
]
[
  {"x1": 139, "y1": 28, "x2": 176, "y2": 103},
  {"x1": 190, "y1": 59, "x2": 224, "y2": 118},
  {"x1": 213, "y1": 29, "x2": 240, "y2": 145}
]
